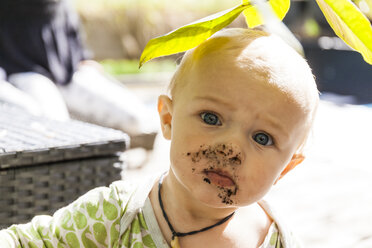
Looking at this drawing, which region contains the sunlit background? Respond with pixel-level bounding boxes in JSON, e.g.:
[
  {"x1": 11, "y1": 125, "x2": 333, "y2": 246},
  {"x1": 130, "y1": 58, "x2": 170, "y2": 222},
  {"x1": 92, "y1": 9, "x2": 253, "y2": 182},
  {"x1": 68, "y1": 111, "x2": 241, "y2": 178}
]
[
  {"x1": 1, "y1": 0, "x2": 372, "y2": 246},
  {"x1": 80, "y1": 0, "x2": 372, "y2": 247}
]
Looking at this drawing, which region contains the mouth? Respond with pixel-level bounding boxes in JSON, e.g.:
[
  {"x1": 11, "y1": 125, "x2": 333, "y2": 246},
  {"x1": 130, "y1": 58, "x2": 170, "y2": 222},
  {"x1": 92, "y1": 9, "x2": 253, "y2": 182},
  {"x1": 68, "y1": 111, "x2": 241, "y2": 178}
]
[{"x1": 203, "y1": 169, "x2": 236, "y2": 187}]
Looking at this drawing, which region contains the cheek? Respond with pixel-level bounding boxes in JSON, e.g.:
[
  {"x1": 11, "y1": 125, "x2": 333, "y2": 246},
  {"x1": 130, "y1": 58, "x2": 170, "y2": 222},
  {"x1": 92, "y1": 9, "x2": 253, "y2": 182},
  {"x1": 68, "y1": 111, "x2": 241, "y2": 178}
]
[
  {"x1": 170, "y1": 124, "x2": 207, "y2": 159},
  {"x1": 253, "y1": 160, "x2": 286, "y2": 183},
  {"x1": 235, "y1": 159, "x2": 285, "y2": 203},
  {"x1": 169, "y1": 132, "x2": 204, "y2": 174}
]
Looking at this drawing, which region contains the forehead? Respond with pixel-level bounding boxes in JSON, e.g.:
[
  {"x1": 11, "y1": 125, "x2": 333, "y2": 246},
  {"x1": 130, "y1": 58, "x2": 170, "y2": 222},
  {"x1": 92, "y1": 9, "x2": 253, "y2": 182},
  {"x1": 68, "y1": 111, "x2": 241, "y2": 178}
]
[
  {"x1": 174, "y1": 32, "x2": 317, "y2": 115},
  {"x1": 182, "y1": 60, "x2": 297, "y2": 111},
  {"x1": 181, "y1": 38, "x2": 297, "y2": 102}
]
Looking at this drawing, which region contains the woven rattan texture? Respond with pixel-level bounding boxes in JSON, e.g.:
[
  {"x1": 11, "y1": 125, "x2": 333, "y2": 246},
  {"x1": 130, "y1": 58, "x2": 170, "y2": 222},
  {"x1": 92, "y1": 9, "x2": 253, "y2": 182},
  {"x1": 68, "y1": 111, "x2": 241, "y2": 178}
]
[
  {"x1": 0, "y1": 156, "x2": 122, "y2": 228},
  {"x1": 0, "y1": 104, "x2": 129, "y2": 168}
]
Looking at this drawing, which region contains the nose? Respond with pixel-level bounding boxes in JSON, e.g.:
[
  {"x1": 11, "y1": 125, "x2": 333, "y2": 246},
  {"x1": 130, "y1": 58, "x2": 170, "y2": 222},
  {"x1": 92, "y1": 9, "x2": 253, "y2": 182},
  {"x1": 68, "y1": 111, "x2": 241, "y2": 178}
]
[{"x1": 215, "y1": 127, "x2": 246, "y2": 165}]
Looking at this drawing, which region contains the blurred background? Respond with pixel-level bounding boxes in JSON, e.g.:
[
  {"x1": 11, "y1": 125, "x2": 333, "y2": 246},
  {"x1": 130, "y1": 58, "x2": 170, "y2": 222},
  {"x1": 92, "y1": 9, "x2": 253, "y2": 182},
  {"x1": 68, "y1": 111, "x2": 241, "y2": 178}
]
[
  {"x1": 76, "y1": 0, "x2": 372, "y2": 105},
  {"x1": 74, "y1": 0, "x2": 372, "y2": 247},
  {"x1": 0, "y1": 0, "x2": 371, "y2": 247}
]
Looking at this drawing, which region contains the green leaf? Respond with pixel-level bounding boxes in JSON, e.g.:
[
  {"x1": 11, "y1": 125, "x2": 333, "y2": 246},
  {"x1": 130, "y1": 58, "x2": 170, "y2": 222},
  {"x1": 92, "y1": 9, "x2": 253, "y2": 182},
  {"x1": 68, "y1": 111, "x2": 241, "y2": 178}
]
[
  {"x1": 142, "y1": 235, "x2": 157, "y2": 248},
  {"x1": 93, "y1": 222, "x2": 108, "y2": 246},
  {"x1": 103, "y1": 200, "x2": 118, "y2": 221},
  {"x1": 73, "y1": 211, "x2": 88, "y2": 230},
  {"x1": 66, "y1": 233, "x2": 80, "y2": 248},
  {"x1": 315, "y1": 0, "x2": 372, "y2": 64},
  {"x1": 131, "y1": 217, "x2": 141, "y2": 234},
  {"x1": 82, "y1": 227, "x2": 98, "y2": 248},
  {"x1": 139, "y1": 3, "x2": 251, "y2": 67},
  {"x1": 110, "y1": 219, "x2": 120, "y2": 245},
  {"x1": 86, "y1": 202, "x2": 103, "y2": 222},
  {"x1": 243, "y1": 0, "x2": 290, "y2": 28},
  {"x1": 61, "y1": 210, "x2": 75, "y2": 231},
  {"x1": 133, "y1": 242, "x2": 144, "y2": 248}
]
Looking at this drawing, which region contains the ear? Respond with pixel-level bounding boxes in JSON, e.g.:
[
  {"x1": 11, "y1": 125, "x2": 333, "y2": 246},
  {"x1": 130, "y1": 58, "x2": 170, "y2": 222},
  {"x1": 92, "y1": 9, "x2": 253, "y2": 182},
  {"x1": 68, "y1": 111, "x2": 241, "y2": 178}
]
[
  {"x1": 158, "y1": 95, "x2": 173, "y2": 140},
  {"x1": 274, "y1": 154, "x2": 305, "y2": 184}
]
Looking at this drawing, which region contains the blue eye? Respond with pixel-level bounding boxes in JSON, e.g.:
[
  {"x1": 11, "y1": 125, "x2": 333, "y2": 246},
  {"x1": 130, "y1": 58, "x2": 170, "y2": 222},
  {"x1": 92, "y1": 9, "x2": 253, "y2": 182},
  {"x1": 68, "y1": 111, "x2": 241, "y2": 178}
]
[
  {"x1": 253, "y1": 132, "x2": 273, "y2": 146},
  {"x1": 200, "y1": 112, "x2": 221, "y2": 126}
]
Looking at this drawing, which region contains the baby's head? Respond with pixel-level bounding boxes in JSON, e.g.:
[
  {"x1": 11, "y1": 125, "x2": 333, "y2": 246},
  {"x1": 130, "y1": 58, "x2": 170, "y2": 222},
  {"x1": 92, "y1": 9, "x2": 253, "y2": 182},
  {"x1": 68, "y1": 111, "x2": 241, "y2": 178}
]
[{"x1": 158, "y1": 28, "x2": 319, "y2": 208}]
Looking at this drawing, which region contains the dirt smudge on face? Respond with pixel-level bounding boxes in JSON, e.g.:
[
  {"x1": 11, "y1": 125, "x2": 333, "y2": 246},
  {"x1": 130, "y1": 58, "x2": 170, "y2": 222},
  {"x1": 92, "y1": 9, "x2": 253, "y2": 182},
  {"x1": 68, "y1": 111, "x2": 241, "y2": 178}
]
[
  {"x1": 203, "y1": 177, "x2": 211, "y2": 184},
  {"x1": 188, "y1": 143, "x2": 241, "y2": 167},
  {"x1": 186, "y1": 143, "x2": 241, "y2": 205},
  {"x1": 229, "y1": 155, "x2": 241, "y2": 166},
  {"x1": 217, "y1": 186, "x2": 238, "y2": 205}
]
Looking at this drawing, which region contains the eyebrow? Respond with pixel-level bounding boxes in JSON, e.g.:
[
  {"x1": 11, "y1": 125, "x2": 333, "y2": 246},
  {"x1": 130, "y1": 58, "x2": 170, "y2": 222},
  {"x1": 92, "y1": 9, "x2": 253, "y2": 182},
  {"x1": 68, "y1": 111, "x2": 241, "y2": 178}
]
[
  {"x1": 192, "y1": 95, "x2": 236, "y2": 111},
  {"x1": 259, "y1": 114, "x2": 289, "y2": 139}
]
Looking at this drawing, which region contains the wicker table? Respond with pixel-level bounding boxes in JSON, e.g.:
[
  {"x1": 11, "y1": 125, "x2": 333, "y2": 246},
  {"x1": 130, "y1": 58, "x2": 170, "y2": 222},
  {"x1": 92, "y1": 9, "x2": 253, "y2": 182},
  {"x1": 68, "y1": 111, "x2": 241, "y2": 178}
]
[{"x1": 0, "y1": 104, "x2": 129, "y2": 228}]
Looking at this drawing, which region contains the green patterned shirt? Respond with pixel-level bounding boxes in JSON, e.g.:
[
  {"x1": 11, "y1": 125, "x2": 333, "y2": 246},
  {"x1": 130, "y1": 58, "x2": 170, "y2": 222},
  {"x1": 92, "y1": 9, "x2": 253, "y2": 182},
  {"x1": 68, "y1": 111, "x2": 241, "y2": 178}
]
[{"x1": 0, "y1": 177, "x2": 302, "y2": 248}]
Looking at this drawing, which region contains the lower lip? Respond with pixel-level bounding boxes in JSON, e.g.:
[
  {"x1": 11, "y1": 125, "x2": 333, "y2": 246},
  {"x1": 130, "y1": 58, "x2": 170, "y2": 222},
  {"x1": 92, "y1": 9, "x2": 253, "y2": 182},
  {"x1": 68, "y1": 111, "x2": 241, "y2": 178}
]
[{"x1": 204, "y1": 171, "x2": 235, "y2": 187}]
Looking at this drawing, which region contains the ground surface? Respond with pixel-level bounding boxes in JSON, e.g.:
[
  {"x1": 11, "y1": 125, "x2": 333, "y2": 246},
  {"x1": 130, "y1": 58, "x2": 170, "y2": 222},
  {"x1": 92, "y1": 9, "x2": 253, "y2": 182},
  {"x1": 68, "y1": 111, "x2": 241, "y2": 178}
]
[{"x1": 122, "y1": 74, "x2": 372, "y2": 248}]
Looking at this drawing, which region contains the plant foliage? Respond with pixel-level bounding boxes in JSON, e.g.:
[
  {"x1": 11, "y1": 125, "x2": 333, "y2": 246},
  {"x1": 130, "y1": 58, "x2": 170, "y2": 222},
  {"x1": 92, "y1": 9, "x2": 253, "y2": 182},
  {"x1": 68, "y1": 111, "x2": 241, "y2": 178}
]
[
  {"x1": 140, "y1": 0, "x2": 372, "y2": 66},
  {"x1": 139, "y1": 3, "x2": 251, "y2": 67},
  {"x1": 316, "y1": 0, "x2": 372, "y2": 64},
  {"x1": 242, "y1": 0, "x2": 290, "y2": 27}
]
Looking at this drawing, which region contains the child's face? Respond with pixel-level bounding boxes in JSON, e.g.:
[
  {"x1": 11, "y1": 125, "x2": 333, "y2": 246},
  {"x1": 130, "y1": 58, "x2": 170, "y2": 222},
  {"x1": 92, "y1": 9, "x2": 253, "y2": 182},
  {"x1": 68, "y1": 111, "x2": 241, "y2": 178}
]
[{"x1": 160, "y1": 58, "x2": 310, "y2": 208}]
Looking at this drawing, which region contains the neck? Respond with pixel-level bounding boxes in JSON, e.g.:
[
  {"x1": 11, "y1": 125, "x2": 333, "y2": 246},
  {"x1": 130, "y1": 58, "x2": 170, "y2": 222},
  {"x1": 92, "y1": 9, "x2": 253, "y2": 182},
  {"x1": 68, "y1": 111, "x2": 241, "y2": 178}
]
[
  {"x1": 160, "y1": 169, "x2": 236, "y2": 232},
  {"x1": 149, "y1": 171, "x2": 272, "y2": 248}
]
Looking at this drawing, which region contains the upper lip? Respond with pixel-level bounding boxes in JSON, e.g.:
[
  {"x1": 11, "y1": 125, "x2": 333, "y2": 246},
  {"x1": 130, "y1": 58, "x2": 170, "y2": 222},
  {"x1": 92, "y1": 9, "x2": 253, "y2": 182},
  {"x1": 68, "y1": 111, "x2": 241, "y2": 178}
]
[{"x1": 203, "y1": 169, "x2": 236, "y2": 184}]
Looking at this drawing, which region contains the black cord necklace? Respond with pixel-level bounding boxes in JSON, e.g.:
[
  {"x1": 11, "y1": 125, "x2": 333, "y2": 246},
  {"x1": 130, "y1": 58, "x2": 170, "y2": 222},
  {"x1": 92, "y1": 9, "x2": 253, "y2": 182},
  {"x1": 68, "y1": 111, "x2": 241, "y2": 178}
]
[{"x1": 158, "y1": 174, "x2": 235, "y2": 248}]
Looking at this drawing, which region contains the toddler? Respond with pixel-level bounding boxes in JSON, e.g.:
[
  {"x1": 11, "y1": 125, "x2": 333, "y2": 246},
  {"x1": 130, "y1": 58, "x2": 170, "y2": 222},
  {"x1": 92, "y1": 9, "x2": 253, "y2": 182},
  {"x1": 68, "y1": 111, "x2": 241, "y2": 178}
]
[{"x1": 0, "y1": 28, "x2": 319, "y2": 248}]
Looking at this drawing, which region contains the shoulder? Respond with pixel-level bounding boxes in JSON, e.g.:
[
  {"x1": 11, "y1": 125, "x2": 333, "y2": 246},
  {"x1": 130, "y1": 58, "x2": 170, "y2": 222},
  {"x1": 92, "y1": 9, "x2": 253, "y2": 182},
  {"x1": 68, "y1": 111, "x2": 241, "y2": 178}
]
[
  {"x1": 236, "y1": 202, "x2": 272, "y2": 232},
  {"x1": 227, "y1": 203, "x2": 272, "y2": 247},
  {"x1": 116, "y1": 175, "x2": 160, "y2": 229},
  {"x1": 45, "y1": 180, "x2": 138, "y2": 226},
  {"x1": 68, "y1": 179, "x2": 138, "y2": 210},
  {"x1": 0, "y1": 180, "x2": 144, "y2": 248},
  {"x1": 258, "y1": 200, "x2": 304, "y2": 248},
  {"x1": 110, "y1": 179, "x2": 138, "y2": 203}
]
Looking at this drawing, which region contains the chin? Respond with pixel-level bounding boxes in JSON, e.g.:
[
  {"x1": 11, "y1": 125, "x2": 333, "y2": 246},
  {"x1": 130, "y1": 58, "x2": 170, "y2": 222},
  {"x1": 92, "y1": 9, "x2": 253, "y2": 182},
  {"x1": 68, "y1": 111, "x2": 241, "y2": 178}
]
[{"x1": 188, "y1": 181, "x2": 239, "y2": 208}]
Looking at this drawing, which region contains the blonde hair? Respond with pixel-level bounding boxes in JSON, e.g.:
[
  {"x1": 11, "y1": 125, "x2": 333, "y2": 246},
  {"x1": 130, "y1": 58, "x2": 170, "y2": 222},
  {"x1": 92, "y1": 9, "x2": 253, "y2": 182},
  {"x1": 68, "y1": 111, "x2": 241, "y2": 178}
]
[{"x1": 169, "y1": 29, "x2": 270, "y2": 98}]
